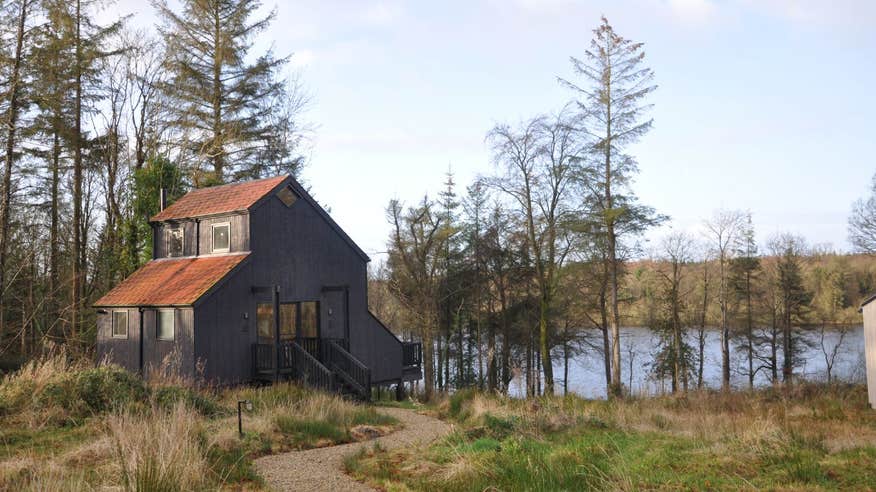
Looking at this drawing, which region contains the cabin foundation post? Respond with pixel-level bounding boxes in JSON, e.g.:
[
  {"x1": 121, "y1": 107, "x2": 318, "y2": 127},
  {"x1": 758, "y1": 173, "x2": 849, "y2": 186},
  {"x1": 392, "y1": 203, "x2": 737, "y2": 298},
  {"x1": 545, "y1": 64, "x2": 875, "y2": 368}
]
[
  {"x1": 274, "y1": 285, "x2": 281, "y2": 383},
  {"x1": 396, "y1": 379, "x2": 404, "y2": 401}
]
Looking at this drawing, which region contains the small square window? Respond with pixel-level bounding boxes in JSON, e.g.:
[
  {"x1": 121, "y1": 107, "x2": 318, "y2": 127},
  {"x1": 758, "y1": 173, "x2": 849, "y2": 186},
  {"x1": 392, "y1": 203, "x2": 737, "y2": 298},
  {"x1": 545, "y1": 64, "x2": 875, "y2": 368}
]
[
  {"x1": 112, "y1": 311, "x2": 128, "y2": 339},
  {"x1": 166, "y1": 226, "x2": 184, "y2": 257},
  {"x1": 157, "y1": 309, "x2": 175, "y2": 341},
  {"x1": 277, "y1": 186, "x2": 299, "y2": 207},
  {"x1": 212, "y1": 223, "x2": 230, "y2": 253}
]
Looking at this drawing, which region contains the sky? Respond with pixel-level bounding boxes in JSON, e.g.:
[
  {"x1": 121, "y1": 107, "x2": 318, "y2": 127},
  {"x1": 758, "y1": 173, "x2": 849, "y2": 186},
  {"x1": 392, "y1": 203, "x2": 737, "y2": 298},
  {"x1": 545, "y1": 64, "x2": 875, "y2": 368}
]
[{"x1": 114, "y1": 0, "x2": 876, "y2": 261}]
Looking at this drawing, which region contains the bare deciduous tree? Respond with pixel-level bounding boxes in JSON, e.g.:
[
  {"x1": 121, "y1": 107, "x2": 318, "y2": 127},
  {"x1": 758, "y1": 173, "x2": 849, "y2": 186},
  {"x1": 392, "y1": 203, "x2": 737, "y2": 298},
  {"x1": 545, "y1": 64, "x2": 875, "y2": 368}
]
[
  {"x1": 849, "y1": 173, "x2": 876, "y2": 254},
  {"x1": 704, "y1": 209, "x2": 745, "y2": 390}
]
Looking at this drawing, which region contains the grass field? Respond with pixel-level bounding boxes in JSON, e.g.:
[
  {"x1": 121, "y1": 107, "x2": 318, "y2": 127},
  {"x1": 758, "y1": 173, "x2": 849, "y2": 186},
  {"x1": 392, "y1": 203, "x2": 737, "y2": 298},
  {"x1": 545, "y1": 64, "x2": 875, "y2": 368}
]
[
  {"x1": 347, "y1": 386, "x2": 876, "y2": 491},
  {"x1": 0, "y1": 349, "x2": 397, "y2": 490},
  {"x1": 4, "y1": 349, "x2": 876, "y2": 490}
]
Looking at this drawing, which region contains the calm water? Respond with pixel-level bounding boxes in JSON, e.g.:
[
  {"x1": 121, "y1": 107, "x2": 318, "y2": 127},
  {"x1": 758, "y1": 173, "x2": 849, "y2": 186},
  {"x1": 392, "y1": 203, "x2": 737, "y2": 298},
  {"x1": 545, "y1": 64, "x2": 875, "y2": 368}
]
[{"x1": 508, "y1": 326, "x2": 866, "y2": 399}]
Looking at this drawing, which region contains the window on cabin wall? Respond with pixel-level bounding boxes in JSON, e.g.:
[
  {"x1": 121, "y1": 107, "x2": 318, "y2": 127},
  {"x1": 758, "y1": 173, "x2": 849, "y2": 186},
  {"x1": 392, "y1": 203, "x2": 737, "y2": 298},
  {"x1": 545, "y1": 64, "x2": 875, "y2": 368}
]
[
  {"x1": 112, "y1": 311, "x2": 128, "y2": 338},
  {"x1": 300, "y1": 301, "x2": 318, "y2": 338},
  {"x1": 277, "y1": 185, "x2": 299, "y2": 207},
  {"x1": 157, "y1": 309, "x2": 175, "y2": 340},
  {"x1": 257, "y1": 303, "x2": 273, "y2": 341},
  {"x1": 256, "y1": 302, "x2": 318, "y2": 341},
  {"x1": 167, "y1": 226, "x2": 184, "y2": 257},
  {"x1": 212, "y1": 223, "x2": 230, "y2": 253},
  {"x1": 279, "y1": 304, "x2": 297, "y2": 341}
]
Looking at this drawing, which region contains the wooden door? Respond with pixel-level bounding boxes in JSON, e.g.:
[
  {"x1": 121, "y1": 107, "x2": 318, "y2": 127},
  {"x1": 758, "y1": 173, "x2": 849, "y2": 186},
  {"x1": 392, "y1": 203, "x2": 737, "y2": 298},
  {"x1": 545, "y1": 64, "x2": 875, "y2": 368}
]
[{"x1": 321, "y1": 287, "x2": 348, "y2": 341}]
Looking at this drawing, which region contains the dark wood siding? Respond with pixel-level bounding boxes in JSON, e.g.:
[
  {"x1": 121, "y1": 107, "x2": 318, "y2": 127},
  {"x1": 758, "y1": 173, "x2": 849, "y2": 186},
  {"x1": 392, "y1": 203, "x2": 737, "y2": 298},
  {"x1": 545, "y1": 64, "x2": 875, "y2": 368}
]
[
  {"x1": 152, "y1": 213, "x2": 249, "y2": 259},
  {"x1": 152, "y1": 220, "x2": 196, "y2": 258},
  {"x1": 198, "y1": 214, "x2": 249, "y2": 254},
  {"x1": 96, "y1": 307, "x2": 194, "y2": 379},
  {"x1": 141, "y1": 307, "x2": 195, "y2": 379},
  {"x1": 248, "y1": 192, "x2": 403, "y2": 383},
  {"x1": 193, "y1": 262, "x2": 255, "y2": 384},
  {"x1": 96, "y1": 308, "x2": 140, "y2": 373}
]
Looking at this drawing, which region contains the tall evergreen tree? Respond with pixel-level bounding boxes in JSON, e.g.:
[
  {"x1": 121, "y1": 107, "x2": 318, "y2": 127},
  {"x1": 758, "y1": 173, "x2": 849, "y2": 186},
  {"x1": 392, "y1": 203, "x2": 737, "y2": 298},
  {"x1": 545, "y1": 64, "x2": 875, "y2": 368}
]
[
  {"x1": 0, "y1": 0, "x2": 37, "y2": 344},
  {"x1": 559, "y1": 16, "x2": 665, "y2": 397},
  {"x1": 68, "y1": 0, "x2": 124, "y2": 345},
  {"x1": 770, "y1": 234, "x2": 811, "y2": 383},
  {"x1": 730, "y1": 213, "x2": 760, "y2": 388},
  {"x1": 155, "y1": 0, "x2": 303, "y2": 185}
]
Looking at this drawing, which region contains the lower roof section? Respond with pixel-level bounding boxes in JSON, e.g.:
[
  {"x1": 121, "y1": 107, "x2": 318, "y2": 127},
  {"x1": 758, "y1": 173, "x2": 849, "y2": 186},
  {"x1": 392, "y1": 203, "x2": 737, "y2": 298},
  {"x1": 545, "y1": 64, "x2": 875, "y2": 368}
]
[{"x1": 93, "y1": 253, "x2": 249, "y2": 308}]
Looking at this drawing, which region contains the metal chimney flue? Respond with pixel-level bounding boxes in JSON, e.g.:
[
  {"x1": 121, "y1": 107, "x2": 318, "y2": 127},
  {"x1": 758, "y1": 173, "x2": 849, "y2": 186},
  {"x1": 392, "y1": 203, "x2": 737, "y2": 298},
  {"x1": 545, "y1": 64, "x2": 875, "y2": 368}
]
[{"x1": 159, "y1": 188, "x2": 167, "y2": 211}]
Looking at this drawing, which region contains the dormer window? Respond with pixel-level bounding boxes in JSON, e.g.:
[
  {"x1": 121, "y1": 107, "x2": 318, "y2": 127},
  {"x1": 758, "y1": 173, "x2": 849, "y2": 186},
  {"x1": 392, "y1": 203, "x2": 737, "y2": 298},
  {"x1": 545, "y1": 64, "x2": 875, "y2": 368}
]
[
  {"x1": 277, "y1": 185, "x2": 299, "y2": 207},
  {"x1": 212, "y1": 222, "x2": 230, "y2": 253},
  {"x1": 166, "y1": 226, "x2": 184, "y2": 257}
]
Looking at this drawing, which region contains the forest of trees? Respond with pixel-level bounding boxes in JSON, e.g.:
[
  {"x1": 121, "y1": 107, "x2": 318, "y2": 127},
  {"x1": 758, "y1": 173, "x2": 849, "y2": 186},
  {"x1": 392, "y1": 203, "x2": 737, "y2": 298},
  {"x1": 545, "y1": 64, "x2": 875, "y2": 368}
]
[
  {"x1": 0, "y1": 2, "x2": 872, "y2": 400},
  {"x1": 375, "y1": 19, "x2": 876, "y2": 399},
  {"x1": 0, "y1": 0, "x2": 308, "y2": 364}
]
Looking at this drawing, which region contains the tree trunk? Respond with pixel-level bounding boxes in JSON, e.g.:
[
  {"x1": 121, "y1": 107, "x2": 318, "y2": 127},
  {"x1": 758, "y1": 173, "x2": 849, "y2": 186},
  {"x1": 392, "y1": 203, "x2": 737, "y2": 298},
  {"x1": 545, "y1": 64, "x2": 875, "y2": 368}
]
[
  {"x1": 598, "y1": 278, "x2": 612, "y2": 392},
  {"x1": 563, "y1": 323, "x2": 569, "y2": 396},
  {"x1": 782, "y1": 304, "x2": 792, "y2": 383},
  {"x1": 499, "y1": 289, "x2": 510, "y2": 393},
  {"x1": 0, "y1": 0, "x2": 29, "y2": 345},
  {"x1": 71, "y1": 0, "x2": 84, "y2": 346},
  {"x1": 49, "y1": 130, "x2": 60, "y2": 336},
  {"x1": 525, "y1": 324, "x2": 533, "y2": 397},
  {"x1": 422, "y1": 329, "x2": 434, "y2": 401},
  {"x1": 746, "y1": 273, "x2": 754, "y2": 388},
  {"x1": 436, "y1": 334, "x2": 443, "y2": 390},
  {"x1": 210, "y1": 5, "x2": 225, "y2": 181},
  {"x1": 487, "y1": 300, "x2": 497, "y2": 392},
  {"x1": 539, "y1": 290, "x2": 553, "y2": 395}
]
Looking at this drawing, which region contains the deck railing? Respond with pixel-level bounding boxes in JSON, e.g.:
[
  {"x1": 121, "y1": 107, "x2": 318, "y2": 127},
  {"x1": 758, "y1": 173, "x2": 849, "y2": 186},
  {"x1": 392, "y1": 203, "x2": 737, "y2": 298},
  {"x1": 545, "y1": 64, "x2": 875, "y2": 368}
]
[
  {"x1": 402, "y1": 341, "x2": 422, "y2": 368},
  {"x1": 326, "y1": 339, "x2": 371, "y2": 397},
  {"x1": 253, "y1": 343, "x2": 274, "y2": 373},
  {"x1": 290, "y1": 341, "x2": 334, "y2": 392}
]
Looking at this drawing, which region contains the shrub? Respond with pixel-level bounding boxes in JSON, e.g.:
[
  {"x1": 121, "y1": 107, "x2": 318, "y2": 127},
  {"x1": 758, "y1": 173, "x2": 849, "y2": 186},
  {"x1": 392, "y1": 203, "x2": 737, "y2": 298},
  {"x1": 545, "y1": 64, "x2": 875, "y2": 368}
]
[
  {"x1": 73, "y1": 367, "x2": 148, "y2": 414},
  {"x1": 447, "y1": 388, "x2": 477, "y2": 421},
  {"x1": 483, "y1": 413, "x2": 516, "y2": 439},
  {"x1": 153, "y1": 386, "x2": 222, "y2": 418}
]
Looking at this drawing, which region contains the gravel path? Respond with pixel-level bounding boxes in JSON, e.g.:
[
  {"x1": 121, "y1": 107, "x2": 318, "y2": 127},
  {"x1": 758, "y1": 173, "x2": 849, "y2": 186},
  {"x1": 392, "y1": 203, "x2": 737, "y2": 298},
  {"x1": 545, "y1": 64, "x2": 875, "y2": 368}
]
[{"x1": 254, "y1": 407, "x2": 451, "y2": 491}]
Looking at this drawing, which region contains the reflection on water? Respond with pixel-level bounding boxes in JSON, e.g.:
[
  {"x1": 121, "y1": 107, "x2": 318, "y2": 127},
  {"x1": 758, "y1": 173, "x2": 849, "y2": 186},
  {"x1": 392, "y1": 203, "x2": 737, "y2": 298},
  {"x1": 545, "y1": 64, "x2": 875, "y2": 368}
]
[{"x1": 509, "y1": 326, "x2": 865, "y2": 399}]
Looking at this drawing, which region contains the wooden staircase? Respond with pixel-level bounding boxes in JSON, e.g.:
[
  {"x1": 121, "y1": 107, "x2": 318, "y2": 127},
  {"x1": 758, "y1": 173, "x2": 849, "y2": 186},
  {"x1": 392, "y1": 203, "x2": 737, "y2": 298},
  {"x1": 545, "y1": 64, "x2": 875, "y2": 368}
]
[{"x1": 253, "y1": 338, "x2": 371, "y2": 400}]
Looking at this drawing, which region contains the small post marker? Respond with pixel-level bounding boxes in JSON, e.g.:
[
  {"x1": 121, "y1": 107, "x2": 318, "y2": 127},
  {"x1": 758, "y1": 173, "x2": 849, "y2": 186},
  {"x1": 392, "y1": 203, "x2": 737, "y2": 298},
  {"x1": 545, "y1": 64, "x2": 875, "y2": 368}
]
[{"x1": 238, "y1": 400, "x2": 253, "y2": 437}]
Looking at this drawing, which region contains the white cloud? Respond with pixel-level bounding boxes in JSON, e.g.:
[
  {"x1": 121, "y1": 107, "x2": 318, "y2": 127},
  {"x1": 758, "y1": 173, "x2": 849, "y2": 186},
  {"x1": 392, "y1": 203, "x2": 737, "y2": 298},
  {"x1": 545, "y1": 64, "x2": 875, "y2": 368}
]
[
  {"x1": 667, "y1": 0, "x2": 718, "y2": 24},
  {"x1": 362, "y1": 2, "x2": 405, "y2": 26},
  {"x1": 290, "y1": 49, "x2": 315, "y2": 68},
  {"x1": 740, "y1": 0, "x2": 876, "y2": 28}
]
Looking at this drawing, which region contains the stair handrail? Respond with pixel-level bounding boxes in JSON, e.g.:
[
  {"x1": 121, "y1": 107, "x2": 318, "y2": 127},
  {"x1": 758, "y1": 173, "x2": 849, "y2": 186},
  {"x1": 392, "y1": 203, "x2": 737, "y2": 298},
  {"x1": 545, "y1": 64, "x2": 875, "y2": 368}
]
[
  {"x1": 327, "y1": 340, "x2": 371, "y2": 398},
  {"x1": 290, "y1": 341, "x2": 334, "y2": 392}
]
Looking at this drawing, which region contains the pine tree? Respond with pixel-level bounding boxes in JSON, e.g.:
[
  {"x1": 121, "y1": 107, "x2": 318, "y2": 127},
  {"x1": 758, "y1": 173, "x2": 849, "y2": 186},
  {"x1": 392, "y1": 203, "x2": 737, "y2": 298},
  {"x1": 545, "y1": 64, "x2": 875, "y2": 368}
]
[
  {"x1": 729, "y1": 213, "x2": 760, "y2": 388},
  {"x1": 0, "y1": 0, "x2": 37, "y2": 343},
  {"x1": 769, "y1": 234, "x2": 811, "y2": 383},
  {"x1": 559, "y1": 17, "x2": 665, "y2": 397},
  {"x1": 30, "y1": 0, "x2": 77, "y2": 337},
  {"x1": 155, "y1": 0, "x2": 302, "y2": 185}
]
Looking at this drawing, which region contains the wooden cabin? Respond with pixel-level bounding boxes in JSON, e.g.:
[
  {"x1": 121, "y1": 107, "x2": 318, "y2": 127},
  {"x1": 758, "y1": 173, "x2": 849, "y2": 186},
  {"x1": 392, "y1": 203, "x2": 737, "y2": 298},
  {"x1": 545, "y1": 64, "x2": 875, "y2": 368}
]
[
  {"x1": 94, "y1": 175, "x2": 422, "y2": 399},
  {"x1": 863, "y1": 295, "x2": 876, "y2": 409}
]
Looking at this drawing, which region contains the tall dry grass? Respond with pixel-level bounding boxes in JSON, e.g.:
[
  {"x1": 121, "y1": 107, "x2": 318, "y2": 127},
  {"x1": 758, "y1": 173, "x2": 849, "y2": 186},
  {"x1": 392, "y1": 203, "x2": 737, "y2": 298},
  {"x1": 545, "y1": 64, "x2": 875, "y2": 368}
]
[
  {"x1": 108, "y1": 403, "x2": 210, "y2": 492},
  {"x1": 439, "y1": 384, "x2": 876, "y2": 452}
]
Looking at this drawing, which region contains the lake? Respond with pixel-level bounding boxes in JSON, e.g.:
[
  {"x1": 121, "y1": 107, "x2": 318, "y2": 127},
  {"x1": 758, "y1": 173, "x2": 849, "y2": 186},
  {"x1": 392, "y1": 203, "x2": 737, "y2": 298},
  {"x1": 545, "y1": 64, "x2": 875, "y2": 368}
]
[{"x1": 508, "y1": 326, "x2": 866, "y2": 399}]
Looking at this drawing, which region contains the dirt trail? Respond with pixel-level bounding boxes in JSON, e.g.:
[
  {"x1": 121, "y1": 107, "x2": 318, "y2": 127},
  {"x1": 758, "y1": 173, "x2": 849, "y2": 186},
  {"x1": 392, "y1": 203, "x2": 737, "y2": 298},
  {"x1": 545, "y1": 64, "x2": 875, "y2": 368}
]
[{"x1": 254, "y1": 406, "x2": 450, "y2": 491}]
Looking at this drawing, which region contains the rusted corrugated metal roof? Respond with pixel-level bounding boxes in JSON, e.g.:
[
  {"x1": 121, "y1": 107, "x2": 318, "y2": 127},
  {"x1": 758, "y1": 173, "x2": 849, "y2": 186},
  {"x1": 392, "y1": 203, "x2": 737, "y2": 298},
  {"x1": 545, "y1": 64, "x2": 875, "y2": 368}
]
[
  {"x1": 150, "y1": 175, "x2": 288, "y2": 222},
  {"x1": 93, "y1": 253, "x2": 249, "y2": 307}
]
